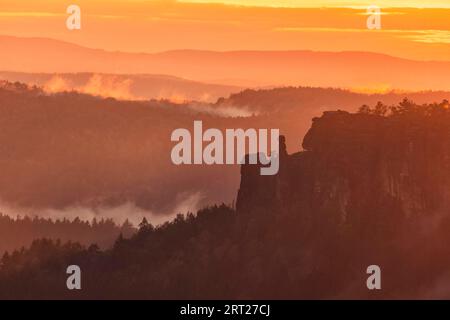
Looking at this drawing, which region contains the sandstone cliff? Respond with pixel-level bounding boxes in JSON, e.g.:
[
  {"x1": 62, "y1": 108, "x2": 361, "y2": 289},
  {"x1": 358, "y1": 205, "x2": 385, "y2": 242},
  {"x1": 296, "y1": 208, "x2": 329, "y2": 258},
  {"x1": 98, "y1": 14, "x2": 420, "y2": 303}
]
[{"x1": 237, "y1": 106, "x2": 450, "y2": 231}]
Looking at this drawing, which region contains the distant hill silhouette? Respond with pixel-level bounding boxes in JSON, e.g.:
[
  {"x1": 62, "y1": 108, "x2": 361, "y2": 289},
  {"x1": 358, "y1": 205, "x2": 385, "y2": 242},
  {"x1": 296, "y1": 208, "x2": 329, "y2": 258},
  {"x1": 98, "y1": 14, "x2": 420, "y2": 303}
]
[
  {"x1": 217, "y1": 87, "x2": 450, "y2": 115},
  {"x1": 0, "y1": 100, "x2": 448, "y2": 299},
  {"x1": 1, "y1": 35, "x2": 450, "y2": 90},
  {"x1": 0, "y1": 71, "x2": 241, "y2": 102}
]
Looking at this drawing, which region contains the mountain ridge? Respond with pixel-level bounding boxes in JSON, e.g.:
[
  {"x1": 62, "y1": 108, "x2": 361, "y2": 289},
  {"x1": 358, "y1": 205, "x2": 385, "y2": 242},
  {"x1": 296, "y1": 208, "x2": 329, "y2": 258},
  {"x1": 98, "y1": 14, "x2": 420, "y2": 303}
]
[{"x1": 2, "y1": 35, "x2": 450, "y2": 90}]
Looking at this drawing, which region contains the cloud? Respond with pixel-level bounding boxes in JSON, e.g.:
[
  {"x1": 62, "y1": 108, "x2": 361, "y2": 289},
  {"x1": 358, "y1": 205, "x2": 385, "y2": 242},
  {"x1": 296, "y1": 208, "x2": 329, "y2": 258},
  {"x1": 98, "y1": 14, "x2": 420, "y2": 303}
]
[
  {"x1": 0, "y1": 12, "x2": 63, "y2": 17},
  {"x1": 403, "y1": 30, "x2": 450, "y2": 44},
  {"x1": 187, "y1": 102, "x2": 255, "y2": 117}
]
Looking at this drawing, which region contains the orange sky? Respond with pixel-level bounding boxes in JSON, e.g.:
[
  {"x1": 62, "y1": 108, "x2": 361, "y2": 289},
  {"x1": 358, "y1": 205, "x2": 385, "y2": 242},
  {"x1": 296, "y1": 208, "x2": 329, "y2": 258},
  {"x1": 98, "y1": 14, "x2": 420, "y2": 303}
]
[
  {"x1": 0, "y1": 0, "x2": 449, "y2": 60},
  {"x1": 182, "y1": 0, "x2": 450, "y2": 7}
]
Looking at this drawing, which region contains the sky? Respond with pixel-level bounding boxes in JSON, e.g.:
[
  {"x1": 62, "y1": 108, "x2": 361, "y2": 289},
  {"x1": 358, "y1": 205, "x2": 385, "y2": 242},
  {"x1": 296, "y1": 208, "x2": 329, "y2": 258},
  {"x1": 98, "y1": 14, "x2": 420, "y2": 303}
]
[
  {"x1": 0, "y1": 0, "x2": 449, "y2": 60},
  {"x1": 181, "y1": 0, "x2": 450, "y2": 8}
]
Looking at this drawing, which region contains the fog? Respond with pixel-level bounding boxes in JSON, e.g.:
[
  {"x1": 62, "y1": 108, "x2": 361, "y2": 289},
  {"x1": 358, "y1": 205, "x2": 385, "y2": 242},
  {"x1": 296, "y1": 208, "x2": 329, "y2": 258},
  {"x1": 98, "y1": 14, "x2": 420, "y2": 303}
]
[{"x1": 0, "y1": 191, "x2": 204, "y2": 226}]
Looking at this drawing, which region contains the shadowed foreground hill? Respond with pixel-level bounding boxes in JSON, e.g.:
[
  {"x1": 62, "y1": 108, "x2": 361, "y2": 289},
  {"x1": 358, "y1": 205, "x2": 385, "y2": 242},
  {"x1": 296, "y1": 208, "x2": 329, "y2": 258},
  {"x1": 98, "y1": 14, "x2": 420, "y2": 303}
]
[{"x1": 0, "y1": 100, "x2": 448, "y2": 299}]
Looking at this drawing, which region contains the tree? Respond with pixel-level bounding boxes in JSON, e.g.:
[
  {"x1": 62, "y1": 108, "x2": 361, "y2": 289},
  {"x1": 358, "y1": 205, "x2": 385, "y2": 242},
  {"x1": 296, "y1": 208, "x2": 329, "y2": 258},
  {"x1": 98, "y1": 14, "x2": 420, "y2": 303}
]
[
  {"x1": 121, "y1": 219, "x2": 135, "y2": 238},
  {"x1": 358, "y1": 104, "x2": 371, "y2": 114},
  {"x1": 113, "y1": 233, "x2": 124, "y2": 249},
  {"x1": 138, "y1": 217, "x2": 153, "y2": 233},
  {"x1": 373, "y1": 101, "x2": 388, "y2": 116}
]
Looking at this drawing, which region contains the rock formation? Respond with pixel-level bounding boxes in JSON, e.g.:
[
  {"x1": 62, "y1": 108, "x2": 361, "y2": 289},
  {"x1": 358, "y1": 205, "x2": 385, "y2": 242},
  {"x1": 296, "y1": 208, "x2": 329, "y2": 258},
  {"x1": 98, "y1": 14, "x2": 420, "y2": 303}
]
[{"x1": 237, "y1": 109, "x2": 450, "y2": 231}]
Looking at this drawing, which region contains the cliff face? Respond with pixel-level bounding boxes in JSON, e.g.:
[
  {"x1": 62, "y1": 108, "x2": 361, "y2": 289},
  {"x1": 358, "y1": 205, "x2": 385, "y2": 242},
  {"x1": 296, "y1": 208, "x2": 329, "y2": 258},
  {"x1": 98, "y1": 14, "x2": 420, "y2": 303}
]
[{"x1": 237, "y1": 109, "x2": 450, "y2": 228}]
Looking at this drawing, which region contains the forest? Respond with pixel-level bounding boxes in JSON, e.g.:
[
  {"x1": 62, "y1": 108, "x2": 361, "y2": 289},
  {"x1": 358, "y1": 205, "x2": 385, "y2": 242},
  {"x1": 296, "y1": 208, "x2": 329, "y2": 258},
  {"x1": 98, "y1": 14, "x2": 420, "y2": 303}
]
[
  {"x1": 0, "y1": 214, "x2": 135, "y2": 255},
  {"x1": 0, "y1": 99, "x2": 448, "y2": 299}
]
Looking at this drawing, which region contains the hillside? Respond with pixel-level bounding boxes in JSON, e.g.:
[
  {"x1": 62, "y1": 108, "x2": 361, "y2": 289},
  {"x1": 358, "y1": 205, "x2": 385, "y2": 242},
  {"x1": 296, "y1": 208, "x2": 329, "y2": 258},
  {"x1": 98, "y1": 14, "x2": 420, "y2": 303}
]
[
  {"x1": 0, "y1": 214, "x2": 135, "y2": 255},
  {"x1": 0, "y1": 100, "x2": 448, "y2": 299},
  {"x1": 0, "y1": 71, "x2": 241, "y2": 102},
  {"x1": 216, "y1": 87, "x2": 450, "y2": 114}
]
